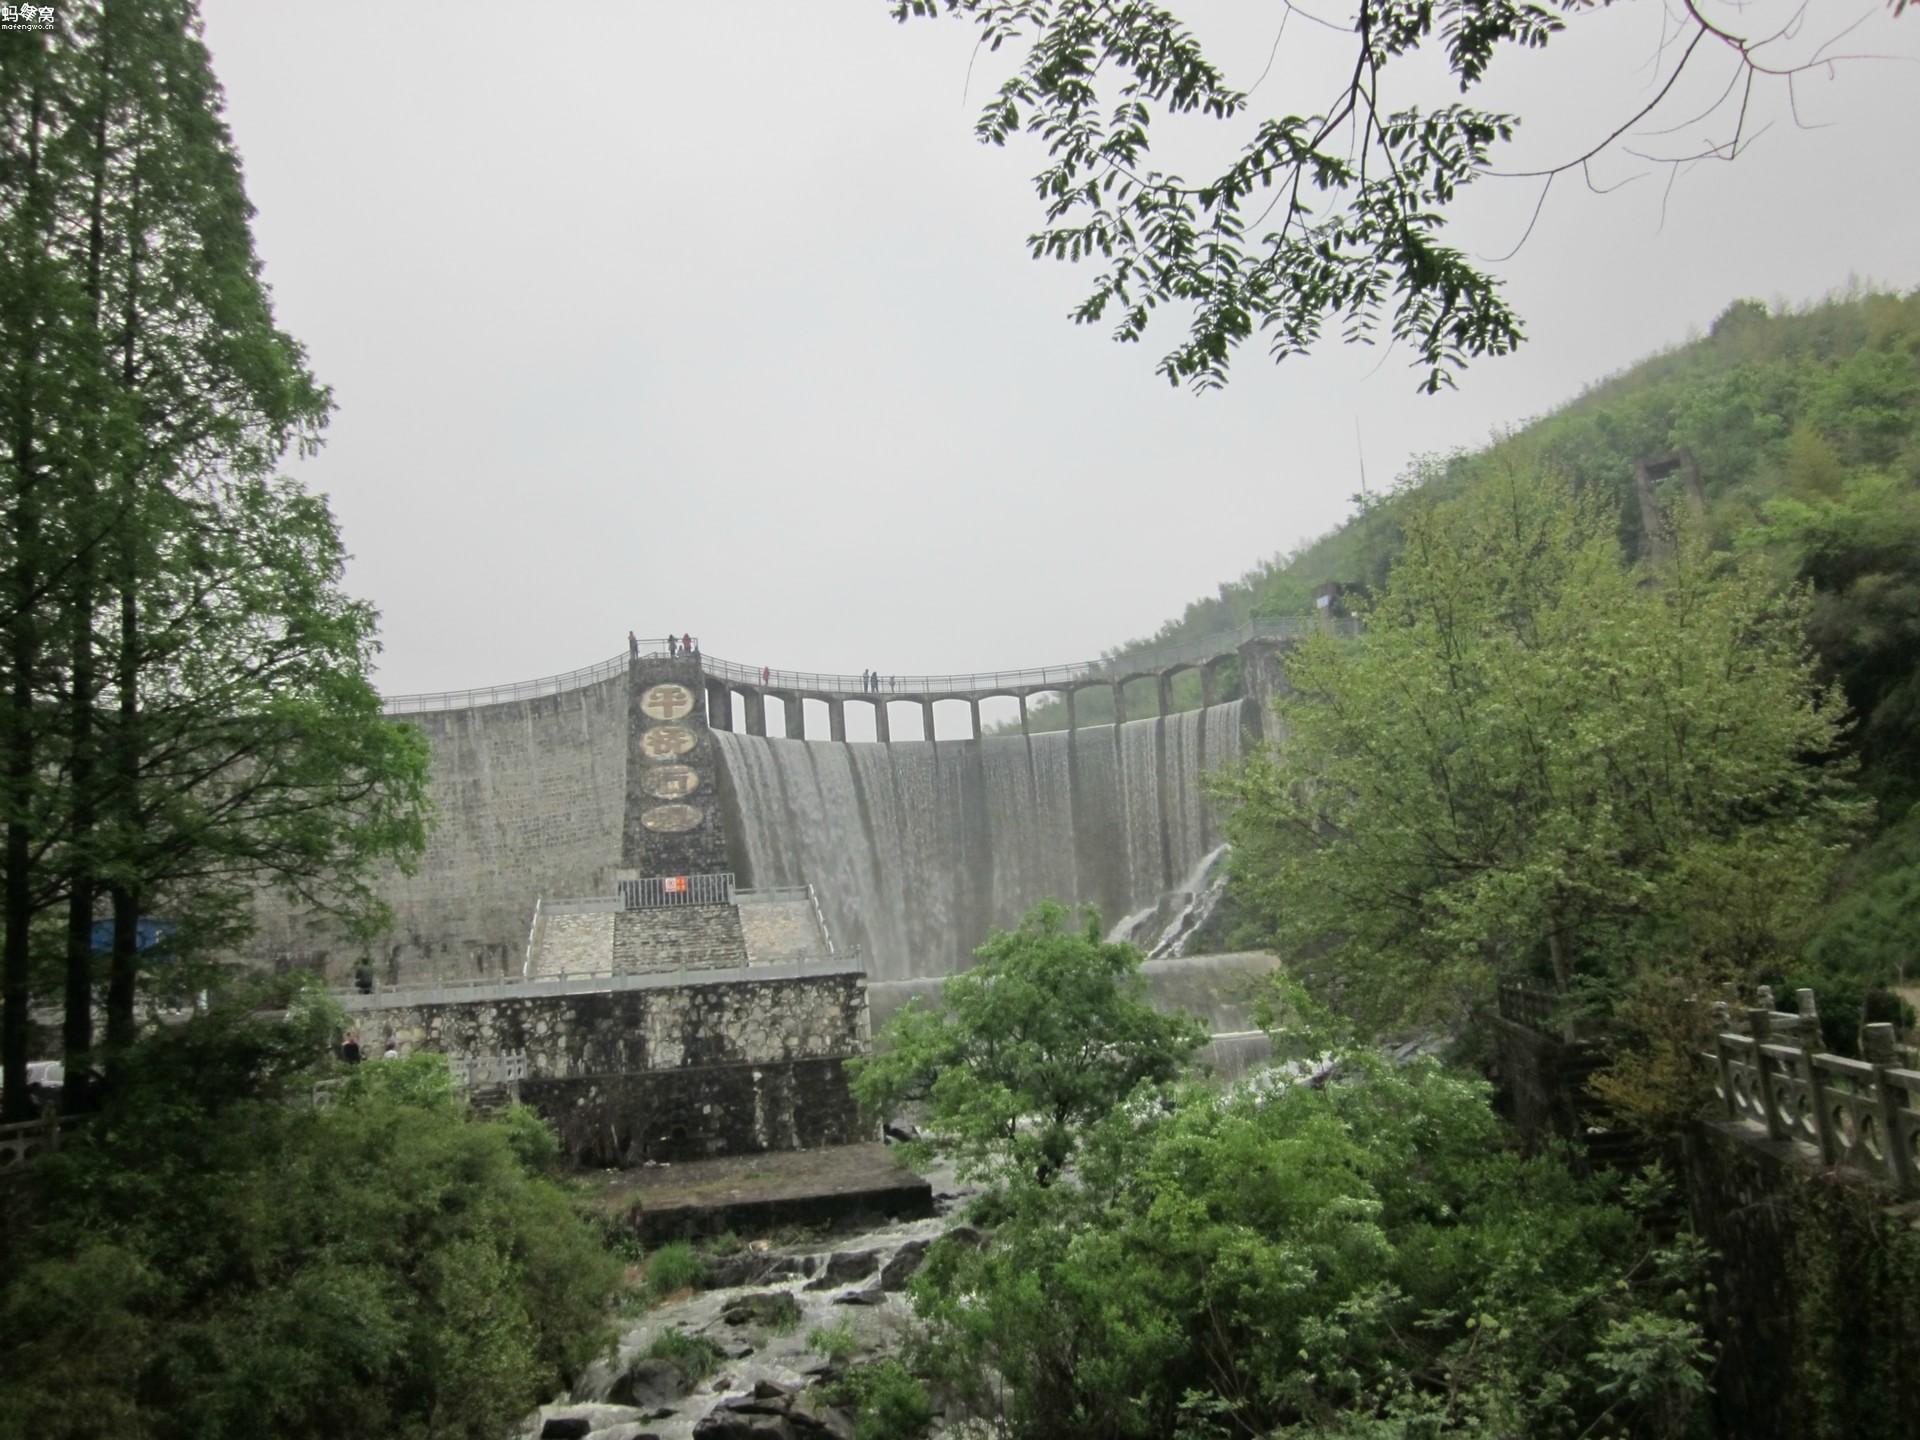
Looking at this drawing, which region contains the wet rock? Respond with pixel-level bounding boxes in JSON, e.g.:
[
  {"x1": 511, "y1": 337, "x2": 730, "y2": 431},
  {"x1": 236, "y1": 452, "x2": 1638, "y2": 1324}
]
[
  {"x1": 721, "y1": 1339, "x2": 756, "y2": 1360},
  {"x1": 879, "y1": 1238, "x2": 930, "y2": 1291},
  {"x1": 539, "y1": 1404, "x2": 653, "y2": 1438},
  {"x1": 831, "y1": 1285, "x2": 885, "y2": 1306},
  {"x1": 691, "y1": 1412, "x2": 796, "y2": 1440},
  {"x1": 946, "y1": 1224, "x2": 989, "y2": 1249},
  {"x1": 607, "y1": 1359, "x2": 689, "y2": 1409},
  {"x1": 706, "y1": 1251, "x2": 807, "y2": 1289},
  {"x1": 789, "y1": 1392, "x2": 856, "y2": 1440},
  {"x1": 720, "y1": 1291, "x2": 802, "y2": 1329},
  {"x1": 693, "y1": 1389, "x2": 800, "y2": 1440},
  {"x1": 883, "y1": 1121, "x2": 920, "y2": 1144},
  {"x1": 802, "y1": 1249, "x2": 879, "y2": 1290},
  {"x1": 691, "y1": 1380, "x2": 853, "y2": 1440}
]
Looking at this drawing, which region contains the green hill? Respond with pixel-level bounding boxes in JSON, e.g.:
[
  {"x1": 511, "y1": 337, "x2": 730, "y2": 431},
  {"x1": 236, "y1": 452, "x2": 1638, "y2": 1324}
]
[{"x1": 1064, "y1": 287, "x2": 1920, "y2": 990}]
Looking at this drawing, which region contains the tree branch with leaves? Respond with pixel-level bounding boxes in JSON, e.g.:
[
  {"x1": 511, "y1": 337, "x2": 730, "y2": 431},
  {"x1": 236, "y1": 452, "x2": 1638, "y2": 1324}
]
[{"x1": 893, "y1": 0, "x2": 1911, "y2": 391}]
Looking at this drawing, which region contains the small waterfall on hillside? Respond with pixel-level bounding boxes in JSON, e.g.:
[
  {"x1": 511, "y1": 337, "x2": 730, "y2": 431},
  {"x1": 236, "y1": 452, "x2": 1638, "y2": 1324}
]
[{"x1": 714, "y1": 703, "x2": 1244, "y2": 982}]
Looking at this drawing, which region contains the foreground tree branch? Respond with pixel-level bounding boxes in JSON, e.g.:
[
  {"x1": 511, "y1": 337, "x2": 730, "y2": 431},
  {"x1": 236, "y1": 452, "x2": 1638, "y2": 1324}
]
[{"x1": 894, "y1": 0, "x2": 1910, "y2": 391}]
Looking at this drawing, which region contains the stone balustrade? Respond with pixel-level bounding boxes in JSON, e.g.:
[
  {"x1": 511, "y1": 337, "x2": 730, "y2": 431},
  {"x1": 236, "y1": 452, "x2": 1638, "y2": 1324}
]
[
  {"x1": 1708, "y1": 986, "x2": 1920, "y2": 1197},
  {"x1": 0, "y1": 1112, "x2": 74, "y2": 1170}
]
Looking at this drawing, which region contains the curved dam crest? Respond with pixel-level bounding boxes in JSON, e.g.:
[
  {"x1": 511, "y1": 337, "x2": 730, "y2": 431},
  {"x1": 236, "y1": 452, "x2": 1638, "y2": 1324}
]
[{"x1": 714, "y1": 703, "x2": 1245, "y2": 983}]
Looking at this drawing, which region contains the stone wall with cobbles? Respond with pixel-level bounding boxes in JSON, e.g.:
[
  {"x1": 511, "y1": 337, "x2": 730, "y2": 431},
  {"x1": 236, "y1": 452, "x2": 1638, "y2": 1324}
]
[{"x1": 354, "y1": 970, "x2": 869, "y2": 1162}]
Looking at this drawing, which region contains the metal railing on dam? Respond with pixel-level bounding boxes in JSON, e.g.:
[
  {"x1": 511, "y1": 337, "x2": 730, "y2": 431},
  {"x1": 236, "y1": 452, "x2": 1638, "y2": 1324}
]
[{"x1": 378, "y1": 617, "x2": 1355, "y2": 715}]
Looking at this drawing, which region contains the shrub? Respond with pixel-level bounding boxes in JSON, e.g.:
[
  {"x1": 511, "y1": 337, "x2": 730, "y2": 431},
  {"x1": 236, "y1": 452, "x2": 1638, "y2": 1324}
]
[
  {"x1": 0, "y1": 998, "x2": 620, "y2": 1440},
  {"x1": 643, "y1": 1240, "x2": 708, "y2": 1300},
  {"x1": 643, "y1": 1326, "x2": 723, "y2": 1384},
  {"x1": 807, "y1": 1317, "x2": 861, "y2": 1364},
  {"x1": 835, "y1": 1360, "x2": 934, "y2": 1440}
]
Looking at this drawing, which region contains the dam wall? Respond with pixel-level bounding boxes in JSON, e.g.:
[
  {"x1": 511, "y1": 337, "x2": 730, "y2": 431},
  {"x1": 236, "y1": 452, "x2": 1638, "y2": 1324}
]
[
  {"x1": 714, "y1": 703, "x2": 1245, "y2": 982},
  {"x1": 253, "y1": 671, "x2": 629, "y2": 983},
  {"x1": 248, "y1": 652, "x2": 1260, "y2": 988}
]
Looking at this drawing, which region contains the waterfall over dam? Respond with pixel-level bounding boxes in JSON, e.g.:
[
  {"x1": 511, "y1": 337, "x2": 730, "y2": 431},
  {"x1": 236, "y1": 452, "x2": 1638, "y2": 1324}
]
[{"x1": 714, "y1": 703, "x2": 1245, "y2": 983}]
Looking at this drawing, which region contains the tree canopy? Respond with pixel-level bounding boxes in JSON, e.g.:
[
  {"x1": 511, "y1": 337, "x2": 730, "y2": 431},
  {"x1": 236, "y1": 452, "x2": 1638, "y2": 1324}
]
[
  {"x1": 849, "y1": 899, "x2": 1208, "y2": 1185},
  {"x1": 910, "y1": 1048, "x2": 1711, "y2": 1438},
  {"x1": 0, "y1": 0, "x2": 431, "y2": 1114},
  {"x1": 1214, "y1": 468, "x2": 1863, "y2": 1030},
  {"x1": 0, "y1": 985, "x2": 618, "y2": 1440}
]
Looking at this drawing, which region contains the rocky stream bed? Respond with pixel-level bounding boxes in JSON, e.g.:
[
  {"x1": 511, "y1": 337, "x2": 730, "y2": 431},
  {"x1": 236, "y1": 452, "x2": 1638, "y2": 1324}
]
[{"x1": 515, "y1": 1161, "x2": 973, "y2": 1440}]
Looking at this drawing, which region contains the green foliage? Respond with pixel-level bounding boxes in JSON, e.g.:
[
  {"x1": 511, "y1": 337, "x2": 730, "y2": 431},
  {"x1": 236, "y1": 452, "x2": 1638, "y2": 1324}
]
[
  {"x1": 907, "y1": 1054, "x2": 1711, "y2": 1439},
  {"x1": 0, "y1": 998, "x2": 619, "y2": 1440},
  {"x1": 643, "y1": 1326, "x2": 724, "y2": 1384},
  {"x1": 0, "y1": 0, "x2": 431, "y2": 1112},
  {"x1": 808, "y1": 1317, "x2": 863, "y2": 1365},
  {"x1": 850, "y1": 900, "x2": 1208, "y2": 1185},
  {"x1": 816, "y1": 1360, "x2": 934, "y2": 1440},
  {"x1": 1215, "y1": 467, "x2": 1863, "y2": 1031},
  {"x1": 756, "y1": 1289, "x2": 805, "y2": 1335},
  {"x1": 643, "y1": 1240, "x2": 708, "y2": 1301}
]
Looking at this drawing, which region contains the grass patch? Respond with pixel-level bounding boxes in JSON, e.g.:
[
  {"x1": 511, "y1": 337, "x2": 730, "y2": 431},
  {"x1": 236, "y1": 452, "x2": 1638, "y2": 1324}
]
[
  {"x1": 643, "y1": 1326, "x2": 724, "y2": 1384},
  {"x1": 765, "y1": 1290, "x2": 804, "y2": 1335},
  {"x1": 643, "y1": 1239, "x2": 708, "y2": 1300},
  {"x1": 807, "y1": 1316, "x2": 861, "y2": 1364}
]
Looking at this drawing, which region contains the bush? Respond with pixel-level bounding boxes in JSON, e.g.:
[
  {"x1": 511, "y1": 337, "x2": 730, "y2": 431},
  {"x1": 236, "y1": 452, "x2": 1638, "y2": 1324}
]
[
  {"x1": 643, "y1": 1326, "x2": 723, "y2": 1384},
  {"x1": 807, "y1": 1317, "x2": 861, "y2": 1364},
  {"x1": 831, "y1": 1360, "x2": 933, "y2": 1440},
  {"x1": 0, "y1": 994, "x2": 621, "y2": 1440},
  {"x1": 643, "y1": 1240, "x2": 708, "y2": 1300},
  {"x1": 908, "y1": 1054, "x2": 1711, "y2": 1439}
]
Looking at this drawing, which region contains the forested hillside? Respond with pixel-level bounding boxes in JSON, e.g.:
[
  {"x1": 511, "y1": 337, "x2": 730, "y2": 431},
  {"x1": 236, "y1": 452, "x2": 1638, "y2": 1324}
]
[{"x1": 1079, "y1": 288, "x2": 1920, "y2": 994}]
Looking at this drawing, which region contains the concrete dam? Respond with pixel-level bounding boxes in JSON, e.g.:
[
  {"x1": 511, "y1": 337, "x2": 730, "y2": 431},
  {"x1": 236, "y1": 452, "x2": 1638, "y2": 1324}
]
[{"x1": 256, "y1": 625, "x2": 1332, "y2": 988}]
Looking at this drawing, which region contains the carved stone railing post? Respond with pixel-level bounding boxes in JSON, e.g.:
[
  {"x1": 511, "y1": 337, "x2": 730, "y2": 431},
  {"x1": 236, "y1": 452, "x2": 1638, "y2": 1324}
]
[
  {"x1": 1866, "y1": 1022, "x2": 1916, "y2": 1195},
  {"x1": 1797, "y1": 991, "x2": 1838, "y2": 1164},
  {"x1": 1713, "y1": 1026, "x2": 1739, "y2": 1122},
  {"x1": 1748, "y1": 1008, "x2": 1789, "y2": 1142}
]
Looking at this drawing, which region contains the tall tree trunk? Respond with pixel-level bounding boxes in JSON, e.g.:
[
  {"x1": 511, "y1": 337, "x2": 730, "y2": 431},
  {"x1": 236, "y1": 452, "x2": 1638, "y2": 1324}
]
[
  {"x1": 63, "y1": 603, "x2": 95, "y2": 1072},
  {"x1": 104, "y1": 515, "x2": 139, "y2": 1053},
  {"x1": 64, "y1": 30, "x2": 117, "y2": 1077},
  {"x1": 2, "y1": 82, "x2": 50, "y2": 1124},
  {"x1": 105, "y1": 880, "x2": 138, "y2": 1054}
]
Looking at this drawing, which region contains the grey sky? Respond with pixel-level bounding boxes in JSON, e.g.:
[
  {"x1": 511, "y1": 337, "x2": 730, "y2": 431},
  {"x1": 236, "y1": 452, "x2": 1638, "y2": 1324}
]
[{"x1": 197, "y1": 2, "x2": 1917, "y2": 728}]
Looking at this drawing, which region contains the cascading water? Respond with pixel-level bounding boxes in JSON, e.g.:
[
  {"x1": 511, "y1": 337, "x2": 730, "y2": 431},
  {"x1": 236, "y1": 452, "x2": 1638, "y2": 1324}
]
[{"x1": 714, "y1": 703, "x2": 1245, "y2": 982}]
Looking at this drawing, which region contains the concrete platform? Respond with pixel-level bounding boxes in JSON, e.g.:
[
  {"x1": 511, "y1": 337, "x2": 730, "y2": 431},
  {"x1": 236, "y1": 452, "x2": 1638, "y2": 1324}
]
[{"x1": 590, "y1": 1142, "x2": 934, "y2": 1244}]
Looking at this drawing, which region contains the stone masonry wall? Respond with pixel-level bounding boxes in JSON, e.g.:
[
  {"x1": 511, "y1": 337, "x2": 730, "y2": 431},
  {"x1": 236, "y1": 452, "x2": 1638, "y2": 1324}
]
[
  {"x1": 611, "y1": 905, "x2": 748, "y2": 974},
  {"x1": 361, "y1": 972, "x2": 866, "y2": 1080},
  {"x1": 357, "y1": 971, "x2": 870, "y2": 1163},
  {"x1": 527, "y1": 1059, "x2": 867, "y2": 1165},
  {"x1": 1684, "y1": 1120, "x2": 1920, "y2": 1440},
  {"x1": 251, "y1": 671, "x2": 629, "y2": 985}
]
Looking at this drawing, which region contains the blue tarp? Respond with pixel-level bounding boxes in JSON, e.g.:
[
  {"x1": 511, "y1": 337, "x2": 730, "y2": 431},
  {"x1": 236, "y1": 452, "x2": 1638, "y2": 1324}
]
[{"x1": 88, "y1": 917, "x2": 175, "y2": 956}]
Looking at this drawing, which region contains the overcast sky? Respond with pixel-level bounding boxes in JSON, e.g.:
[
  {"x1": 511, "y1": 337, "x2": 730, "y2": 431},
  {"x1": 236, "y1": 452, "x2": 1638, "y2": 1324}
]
[{"x1": 197, "y1": 1, "x2": 1918, "y2": 713}]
